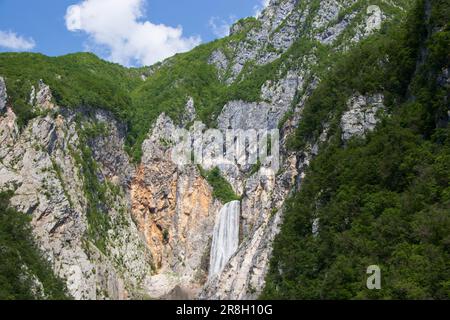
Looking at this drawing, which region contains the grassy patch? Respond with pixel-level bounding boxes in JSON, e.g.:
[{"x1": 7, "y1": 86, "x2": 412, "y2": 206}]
[{"x1": 199, "y1": 166, "x2": 240, "y2": 204}]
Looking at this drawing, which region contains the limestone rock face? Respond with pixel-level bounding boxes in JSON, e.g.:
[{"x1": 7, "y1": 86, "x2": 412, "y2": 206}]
[
  {"x1": 208, "y1": 50, "x2": 229, "y2": 81},
  {"x1": 0, "y1": 77, "x2": 7, "y2": 113},
  {"x1": 211, "y1": 0, "x2": 387, "y2": 84},
  {"x1": 0, "y1": 107, "x2": 19, "y2": 160},
  {"x1": 312, "y1": 0, "x2": 343, "y2": 30},
  {"x1": 223, "y1": 0, "x2": 300, "y2": 83},
  {"x1": 0, "y1": 106, "x2": 152, "y2": 300},
  {"x1": 89, "y1": 110, "x2": 134, "y2": 186},
  {"x1": 218, "y1": 101, "x2": 273, "y2": 131},
  {"x1": 341, "y1": 93, "x2": 385, "y2": 141},
  {"x1": 365, "y1": 5, "x2": 385, "y2": 35},
  {"x1": 352, "y1": 5, "x2": 386, "y2": 42},
  {"x1": 35, "y1": 80, "x2": 57, "y2": 111},
  {"x1": 316, "y1": 12, "x2": 357, "y2": 45},
  {"x1": 181, "y1": 97, "x2": 196, "y2": 126},
  {"x1": 131, "y1": 114, "x2": 221, "y2": 299}
]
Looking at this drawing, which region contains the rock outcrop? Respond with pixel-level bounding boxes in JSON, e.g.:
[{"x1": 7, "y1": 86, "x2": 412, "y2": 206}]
[
  {"x1": 341, "y1": 93, "x2": 385, "y2": 141},
  {"x1": 0, "y1": 0, "x2": 410, "y2": 300},
  {"x1": 0, "y1": 102, "x2": 153, "y2": 299},
  {"x1": 0, "y1": 77, "x2": 7, "y2": 113},
  {"x1": 131, "y1": 114, "x2": 221, "y2": 299}
]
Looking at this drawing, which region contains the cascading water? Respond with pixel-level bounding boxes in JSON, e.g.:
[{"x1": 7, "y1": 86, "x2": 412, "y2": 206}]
[{"x1": 208, "y1": 200, "x2": 241, "y2": 278}]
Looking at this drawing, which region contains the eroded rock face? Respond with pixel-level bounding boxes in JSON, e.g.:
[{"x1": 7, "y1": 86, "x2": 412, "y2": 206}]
[
  {"x1": 341, "y1": 93, "x2": 385, "y2": 141},
  {"x1": 312, "y1": 0, "x2": 343, "y2": 30},
  {"x1": 131, "y1": 114, "x2": 221, "y2": 299},
  {"x1": 208, "y1": 50, "x2": 229, "y2": 82},
  {"x1": 214, "y1": 0, "x2": 301, "y2": 83},
  {"x1": 365, "y1": 5, "x2": 385, "y2": 35},
  {"x1": 181, "y1": 97, "x2": 197, "y2": 126},
  {"x1": 352, "y1": 5, "x2": 386, "y2": 42},
  {"x1": 0, "y1": 104, "x2": 153, "y2": 300},
  {"x1": 89, "y1": 110, "x2": 135, "y2": 186},
  {"x1": 0, "y1": 77, "x2": 7, "y2": 113},
  {"x1": 35, "y1": 80, "x2": 57, "y2": 111},
  {"x1": 218, "y1": 101, "x2": 273, "y2": 131},
  {"x1": 223, "y1": 0, "x2": 300, "y2": 83},
  {"x1": 212, "y1": 0, "x2": 384, "y2": 84},
  {"x1": 316, "y1": 12, "x2": 358, "y2": 45}
]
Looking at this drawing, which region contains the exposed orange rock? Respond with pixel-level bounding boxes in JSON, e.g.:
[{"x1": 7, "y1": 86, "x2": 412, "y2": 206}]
[{"x1": 131, "y1": 163, "x2": 178, "y2": 269}]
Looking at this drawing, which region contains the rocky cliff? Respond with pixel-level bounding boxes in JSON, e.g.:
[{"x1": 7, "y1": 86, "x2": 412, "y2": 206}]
[{"x1": 0, "y1": 0, "x2": 415, "y2": 299}]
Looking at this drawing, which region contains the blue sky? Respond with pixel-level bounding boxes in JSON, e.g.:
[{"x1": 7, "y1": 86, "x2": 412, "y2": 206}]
[{"x1": 0, "y1": 0, "x2": 267, "y2": 66}]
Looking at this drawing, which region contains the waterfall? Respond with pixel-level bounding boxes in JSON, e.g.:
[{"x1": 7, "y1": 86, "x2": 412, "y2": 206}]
[{"x1": 208, "y1": 200, "x2": 240, "y2": 278}]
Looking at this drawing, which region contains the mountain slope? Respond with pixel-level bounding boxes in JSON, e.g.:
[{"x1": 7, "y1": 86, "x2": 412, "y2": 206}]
[{"x1": 263, "y1": 0, "x2": 450, "y2": 299}]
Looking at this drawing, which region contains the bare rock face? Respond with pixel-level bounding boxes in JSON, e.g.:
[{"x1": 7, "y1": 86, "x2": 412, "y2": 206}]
[
  {"x1": 0, "y1": 107, "x2": 19, "y2": 160},
  {"x1": 341, "y1": 93, "x2": 385, "y2": 141},
  {"x1": 0, "y1": 104, "x2": 153, "y2": 300},
  {"x1": 0, "y1": 77, "x2": 7, "y2": 113},
  {"x1": 218, "y1": 101, "x2": 273, "y2": 132},
  {"x1": 364, "y1": 5, "x2": 385, "y2": 35},
  {"x1": 208, "y1": 50, "x2": 229, "y2": 82},
  {"x1": 312, "y1": 0, "x2": 343, "y2": 30},
  {"x1": 181, "y1": 97, "x2": 196, "y2": 126},
  {"x1": 211, "y1": 0, "x2": 383, "y2": 83},
  {"x1": 315, "y1": 11, "x2": 357, "y2": 45},
  {"x1": 131, "y1": 114, "x2": 221, "y2": 299},
  {"x1": 223, "y1": 0, "x2": 300, "y2": 83},
  {"x1": 352, "y1": 5, "x2": 386, "y2": 42},
  {"x1": 35, "y1": 80, "x2": 57, "y2": 111},
  {"x1": 217, "y1": 69, "x2": 304, "y2": 133},
  {"x1": 89, "y1": 110, "x2": 135, "y2": 186}
]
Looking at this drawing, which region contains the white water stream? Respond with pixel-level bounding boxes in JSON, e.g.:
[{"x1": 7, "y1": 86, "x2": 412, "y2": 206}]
[{"x1": 208, "y1": 200, "x2": 240, "y2": 278}]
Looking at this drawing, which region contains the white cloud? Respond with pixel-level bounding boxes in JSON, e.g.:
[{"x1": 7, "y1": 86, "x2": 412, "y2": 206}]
[
  {"x1": 0, "y1": 30, "x2": 35, "y2": 51},
  {"x1": 208, "y1": 16, "x2": 237, "y2": 38},
  {"x1": 65, "y1": 0, "x2": 201, "y2": 66},
  {"x1": 254, "y1": 0, "x2": 271, "y2": 17}
]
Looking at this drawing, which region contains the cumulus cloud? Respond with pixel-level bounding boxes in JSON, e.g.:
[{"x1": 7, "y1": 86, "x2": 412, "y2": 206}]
[
  {"x1": 208, "y1": 16, "x2": 237, "y2": 38},
  {"x1": 0, "y1": 30, "x2": 35, "y2": 51},
  {"x1": 254, "y1": 0, "x2": 271, "y2": 17},
  {"x1": 65, "y1": 0, "x2": 201, "y2": 66}
]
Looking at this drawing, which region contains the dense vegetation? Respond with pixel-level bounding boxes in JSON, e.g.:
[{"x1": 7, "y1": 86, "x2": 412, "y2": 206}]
[
  {"x1": 198, "y1": 166, "x2": 240, "y2": 204},
  {"x1": 0, "y1": 23, "x2": 283, "y2": 162},
  {"x1": 0, "y1": 2, "x2": 410, "y2": 162},
  {"x1": 0, "y1": 192, "x2": 69, "y2": 300},
  {"x1": 263, "y1": 0, "x2": 450, "y2": 299}
]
